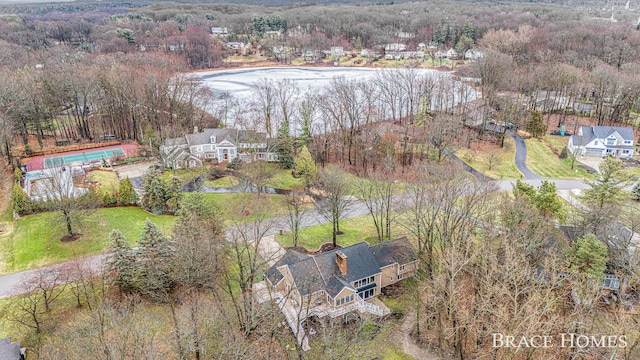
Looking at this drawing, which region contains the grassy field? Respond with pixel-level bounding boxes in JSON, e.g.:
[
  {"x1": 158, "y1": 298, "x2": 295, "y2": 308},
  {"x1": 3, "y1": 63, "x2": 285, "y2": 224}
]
[
  {"x1": 455, "y1": 137, "x2": 522, "y2": 179},
  {"x1": 276, "y1": 213, "x2": 407, "y2": 251},
  {"x1": 525, "y1": 136, "x2": 593, "y2": 179},
  {"x1": 621, "y1": 165, "x2": 640, "y2": 181},
  {"x1": 204, "y1": 176, "x2": 239, "y2": 188},
  {"x1": 0, "y1": 207, "x2": 176, "y2": 274},
  {"x1": 194, "y1": 192, "x2": 294, "y2": 222},
  {"x1": 265, "y1": 167, "x2": 305, "y2": 190},
  {"x1": 87, "y1": 170, "x2": 119, "y2": 195}
]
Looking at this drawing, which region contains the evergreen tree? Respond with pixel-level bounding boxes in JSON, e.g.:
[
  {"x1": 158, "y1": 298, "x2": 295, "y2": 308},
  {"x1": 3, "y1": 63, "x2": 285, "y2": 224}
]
[
  {"x1": 295, "y1": 101, "x2": 313, "y2": 149},
  {"x1": 118, "y1": 177, "x2": 137, "y2": 205},
  {"x1": 513, "y1": 180, "x2": 564, "y2": 221},
  {"x1": 294, "y1": 145, "x2": 316, "y2": 186},
  {"x1": 136, "y1": 219, "x2": 174, "y2": 301},
  {"x1": 526, "y1": 110, "x2": 546, "y2": 138},
  {"x1": 12, "y1": 182, "x2": 31, "y2": 215},
  {"x1": 106, "y1": 229, "x2": 136, "y2": 294},
  {"x1": 567, "y1": 234, "x2": 608, "y2": 280},
  {"x1": 276, "y1": 119, "x2": 295, "y2": 169},
  {"x1": 165, "y1": 175, "x2": 183, "y2": 215},
  {"x1": 559, "y1": 146, "x2": 569, "y2": 159},
  {"x1": 462, "y1": 20, "x2": 475, "y2": 41},
  {"x1": 141, "y1": 167, "x2": 167, "y2": 214},
  {"x1": 583, "y1": 157, "x2": 628, "y2": 209}
]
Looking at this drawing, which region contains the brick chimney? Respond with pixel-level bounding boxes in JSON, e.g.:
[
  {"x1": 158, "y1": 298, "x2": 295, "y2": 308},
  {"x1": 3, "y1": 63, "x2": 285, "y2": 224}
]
[
  {"x1": 193, "y1": 126, "x2": 199, "y2": 134},
  {"x1": 335, "y1": 251, "x2": 347, "y2": 276}
]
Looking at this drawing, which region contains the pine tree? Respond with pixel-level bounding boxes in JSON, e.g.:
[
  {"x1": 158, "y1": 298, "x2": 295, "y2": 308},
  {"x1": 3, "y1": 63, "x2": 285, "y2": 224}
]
[
  {"x1": 295, "y1": 101, "x2": 313, "y2": 149},
  {"x1": 294, "y1": 145, "x2": 316, "y2": 186},
  {"x1": 567, "y1": 234, "x2": 608, "y2": 280},
  {"x1": 526, "y1": 110, "x2": 546, "y2": 138},
  {"x1": 165, "y1": 176, "x2": 183, "y2": 215},
  {"x1": 277, "y1": 119, "x2": 295, "y2": 169},
  {"x1": 141, "y1": 167, "x2": 167, "y2": 214},
  {"x1": 118, "y1": 177, "x2": 137, "y2": 205},
  {"x1": 106, "y1": 229, "x2": 136, "y2": 294},
  {"x1": 559, "y1": 146, "x2": 569, "y2": 159},
  {"x1": 136, "y1": 219, "x2": 174, "y2": 301},
  {"x1": 12, "y1": 182, "x2": 31, "y2": 215}
]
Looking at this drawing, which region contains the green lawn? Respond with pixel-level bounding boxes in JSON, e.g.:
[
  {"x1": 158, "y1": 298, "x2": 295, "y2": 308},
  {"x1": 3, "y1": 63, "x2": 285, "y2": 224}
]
[
  {"x1": 192, "y1": 192, "x2": 294, "y2": 223},
  {"x1": 87, "y1": 170, "x2": 119, "y2": 195},
  {"x1": 525, "y1": 137, "x2": 593, "y2": 179},
  {"x1": 0, "y1": 207, "x2": 176, "y2": 274},
  {"x1": 455, "y1": 137, "x2": 522, "y2": 179},
  {"x1": 621, "y1": 165, "x2": 640, "y2": 181},
  {"x1": 265, "y1": 168, "x2": 305, "y2": 190},
  {"x1": 204, "y1": 176, "x2": 239, "y2": 188},
  {"x1": 161, "y1": 168, "x2": 207, "y2": 184},
  {"x1": 276, "y1": 214, "x2": 406, "y2": 251}
]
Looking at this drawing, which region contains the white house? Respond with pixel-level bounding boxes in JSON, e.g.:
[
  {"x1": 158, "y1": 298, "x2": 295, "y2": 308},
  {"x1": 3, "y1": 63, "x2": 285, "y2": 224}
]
[
  {"x1": 330, "y1": 46, "x2": 344, "y2": 57},
  {"x1": 384, "y1": 43, "x2": 406, "y2": 52},
  {"x1": 160, "y1": 128, "x2": 279, "y2": 169},
  {"x1": 568, "y1": 125, "x2": 635, "y2": 158},
  {"x1": 464, "y1": 48, "x2": 484, "y2": 60}
]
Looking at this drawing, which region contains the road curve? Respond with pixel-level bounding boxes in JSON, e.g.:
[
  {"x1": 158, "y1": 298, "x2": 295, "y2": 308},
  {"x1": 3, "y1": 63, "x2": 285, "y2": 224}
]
[{"x1": 508, "y1": 131, "x2": 544, "y2": 180}]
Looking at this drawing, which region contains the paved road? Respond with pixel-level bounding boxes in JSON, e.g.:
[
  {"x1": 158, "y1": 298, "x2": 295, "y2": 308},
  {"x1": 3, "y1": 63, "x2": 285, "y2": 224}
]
[{"x1": 508, "y1": 131, "x2": 544, "y2": 180}]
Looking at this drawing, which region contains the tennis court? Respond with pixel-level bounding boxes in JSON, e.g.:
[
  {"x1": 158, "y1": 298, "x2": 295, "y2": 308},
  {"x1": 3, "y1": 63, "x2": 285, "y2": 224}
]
[{"x1": 44, "y1": 148, "x2": 125, "y2": 168}]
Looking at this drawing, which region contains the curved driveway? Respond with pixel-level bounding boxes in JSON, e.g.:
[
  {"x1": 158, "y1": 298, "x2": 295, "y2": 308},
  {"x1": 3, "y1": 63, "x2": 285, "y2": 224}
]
[{"x1": 508, "y1": 131, "x2": 544, "y2": 180}]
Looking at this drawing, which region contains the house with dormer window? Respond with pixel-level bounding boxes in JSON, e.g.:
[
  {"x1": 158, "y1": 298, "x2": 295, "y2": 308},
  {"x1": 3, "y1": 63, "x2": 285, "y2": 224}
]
[
  {"x1": 265, "y1": 238, "x2": 418, "y2": 350},
  {"x1": 568, "y1": 125, "x2": 635, "y2": 158},
  {"x1": 160, "y1": 128, "x2": 279, "y2": 169}
]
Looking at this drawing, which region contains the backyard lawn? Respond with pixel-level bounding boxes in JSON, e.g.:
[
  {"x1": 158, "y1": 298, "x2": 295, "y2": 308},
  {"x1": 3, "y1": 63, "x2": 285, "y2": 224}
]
[
  {"x1": 88, "y1": 170, "x2": 119, "y2": 195},
  {"x1": 455, "y1": 137, "x2": 522, "y2": 179},
  {"x1": 525, "y1": 136, "x2": 594, "y2": 179},
  {"x1": 0, "y1": 207, "x2": 175, "y2": 274}
]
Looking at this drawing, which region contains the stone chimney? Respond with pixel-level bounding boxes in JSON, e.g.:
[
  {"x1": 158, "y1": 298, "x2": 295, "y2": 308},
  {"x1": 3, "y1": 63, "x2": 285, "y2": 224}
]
[
  {"x1": 335, "y1": 251, "x2": 347, "y2": 276},
  {"x1": 193, "y1": 126, "x2": 199, "y2": 134}
]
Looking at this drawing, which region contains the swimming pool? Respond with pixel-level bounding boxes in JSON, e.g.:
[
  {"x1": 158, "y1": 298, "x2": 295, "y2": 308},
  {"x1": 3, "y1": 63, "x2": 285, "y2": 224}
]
[{"x1": 44, "y1": 148, "x2": 125, "y2": 168}]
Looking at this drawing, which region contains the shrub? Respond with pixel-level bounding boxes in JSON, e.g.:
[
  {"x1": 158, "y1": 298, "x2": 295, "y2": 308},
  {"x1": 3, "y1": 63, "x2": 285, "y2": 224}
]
[{"x1": 559, "y1": 146, "x2": 569, "y2": 159}]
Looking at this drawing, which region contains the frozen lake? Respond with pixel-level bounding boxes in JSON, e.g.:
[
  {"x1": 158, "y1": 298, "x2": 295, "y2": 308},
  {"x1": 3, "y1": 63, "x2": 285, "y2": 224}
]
[{"x1": 195, "y1": 66, "x2": 476, "y2": 101}]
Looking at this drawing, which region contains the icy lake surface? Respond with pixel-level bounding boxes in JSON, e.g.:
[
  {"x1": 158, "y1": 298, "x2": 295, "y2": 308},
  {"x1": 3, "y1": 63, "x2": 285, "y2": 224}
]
[{"x1": 195, "y1": 66, "x2": 476, "y2": 101}]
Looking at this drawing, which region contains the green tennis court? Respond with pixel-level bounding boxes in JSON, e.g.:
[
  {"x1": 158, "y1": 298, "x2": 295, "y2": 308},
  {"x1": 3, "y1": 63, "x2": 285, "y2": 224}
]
[{"x1": 44, "y1": 148, "x2": 125, "y2": 168}]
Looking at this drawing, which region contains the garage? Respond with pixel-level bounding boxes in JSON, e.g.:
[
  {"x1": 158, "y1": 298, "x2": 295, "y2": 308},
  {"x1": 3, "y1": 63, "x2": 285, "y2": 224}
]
[{"x1": 584, "y1": 149, "x2": 603, "y2": 157}]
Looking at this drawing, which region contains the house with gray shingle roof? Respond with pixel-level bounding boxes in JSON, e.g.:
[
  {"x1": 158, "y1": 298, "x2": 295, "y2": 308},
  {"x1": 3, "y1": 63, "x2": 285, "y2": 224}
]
[
  {"x1": 0, "y1": 337, "x2": 25, "y2": 360},
  {"x1": 160, "y1": 128, "x2": 279, "y2": 169},
  {"x1": 266, "y1": 238, "x2": 418, "y2": 323},
  {"x1": 568, "y1": 125, "x2": 635, "y2": 158}
]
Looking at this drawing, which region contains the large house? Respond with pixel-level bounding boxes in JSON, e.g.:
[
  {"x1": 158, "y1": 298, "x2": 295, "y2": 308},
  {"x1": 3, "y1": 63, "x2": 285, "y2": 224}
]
[
  {"x1": 0, "y1": 337, "x2": 25, "y2": 360},
  {"x1": 160, "y1": 128, "x2": 279, "y2": 169},
  {"x1": 265, "y1": 238, "x2": 418, "y2": 350},
  {"x1": 568, "y1": 125, "x2": 635, "y2": 158}
]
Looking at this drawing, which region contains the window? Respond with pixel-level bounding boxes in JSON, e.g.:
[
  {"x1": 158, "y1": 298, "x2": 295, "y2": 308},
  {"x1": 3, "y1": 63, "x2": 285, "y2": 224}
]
[
  {"x1": 400, "y1": 265, "x2": 406, "y2": 271},
  {"x1": 358, "y1": 288, "x2": 375, "y2": 300},
  {"x1": 606, "y1": 138, "x2": 616, "y2": 146},
  {"x1": 623, "y1": 150, "x2": 629, "y2": 154},
  {"x1": 336, "y1": 294, "x2": 354, "y2": 306},
  {"x1": 197, "y1": 146, "x2": 203, "y2": 152},
  {"x1": 354, "y1": 276, "x2": 376, "y2": 289},
  {"x1": 594, "y1": 140, "x2": 599, "y2": 145},
  {"x1": 390, "y1": 276, "x2": 394, "y2": 281},
  {"x1": 397, "y1": 274, "x2": 404, "y2": 280}
]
